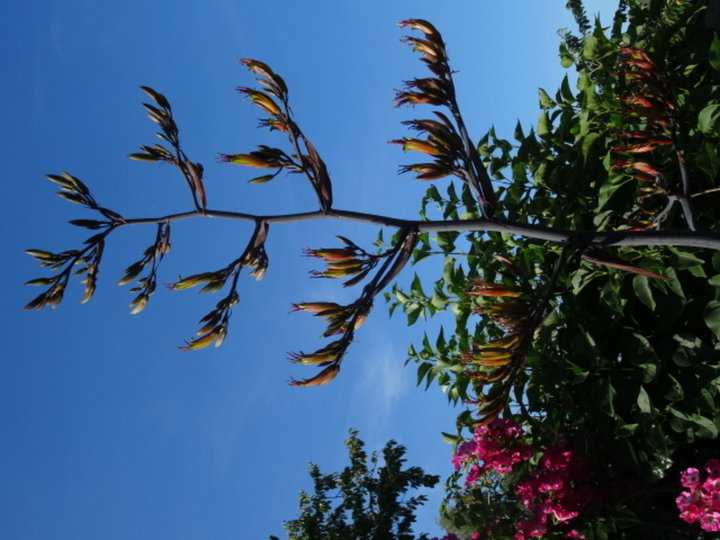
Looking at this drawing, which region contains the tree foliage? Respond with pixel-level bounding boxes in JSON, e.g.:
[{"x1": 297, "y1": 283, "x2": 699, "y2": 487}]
[
  {"x1": 24, "y1": 0, "x2": 720, "y2": 537},
  {"x1": 272, "y1": 430, "x2": 439, "y2": 540}
]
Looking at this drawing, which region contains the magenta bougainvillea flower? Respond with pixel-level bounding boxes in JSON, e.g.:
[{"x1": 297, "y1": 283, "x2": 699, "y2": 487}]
[
  {"x1": 451, "y1": 420, "x2": 594, "y2": 539},
  {"x1": 676, "y1": 459, "x2": 720, "y2": 532},
  {"x1": 452, "y1": 418, "x2": 533, "y2": 484}
]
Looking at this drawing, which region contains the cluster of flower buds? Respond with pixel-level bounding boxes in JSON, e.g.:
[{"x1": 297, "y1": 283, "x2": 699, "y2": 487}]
[
  {"x1": 286, "y1": 339, "x2": 347, "y2": 387},
  {"x1": 24, "y1": 239, "x2": 105, "y2": 310},
  {"x1": 45, "y1": 172, "x2": 123, "y2": 223},
  {"x1": 169, "y1": 222, "x2": 270, "y2": 350},
  {"x1": 612, "y1": 46, "x2": 679, "y2": 229},
  {"x1": 238, "y1": 59, "x2": 288, "y2": 124},
  {"x1": 218, "y1": 146, "x2": 293, "y2": 184},
  {"x1": 469, "y1": 280, "x2": 529, "y2": 331},
  {"x1": 286, "y1": 299, "x2": 371, "y2": 387},
  {"x1": 304, "y1": 235, "x2": 384, "y2": 287},
  {"x1": 129, "y1": 86, "x2": 207, "y2": 210},
  {"x1": 461, "y1": 256, "x2": 541, "y2": 424},
  {"x1": 392, "y1": 112, "x2": 466, "y2": 181},
  {"x1": 288, "y1": 229, "x2": 417, "y2": 387},
  {"x1": 222, "y1": 59, "x2": 333, "y2": 211},
  {"x1": 395, "y1": 20, "x2": 451, "y2": 105},
  {"x1": 24, "y1": 174, "x2": 119, "y2": 312},
  {"x1": 168, "y1": 265, "x2": 237, "y2": 351},
  {"x1": 394, "y1": 19, "x2": 495, "y2": 218},
  {"x1": 118, "y1": 222, "x2": 172, "y2": 314},
  {"x1": 290, "y1": 301, "x2": 369, "y2": 338},
  {"x1": 179, "y1": 291, "x2": 237, "y2": 351}
]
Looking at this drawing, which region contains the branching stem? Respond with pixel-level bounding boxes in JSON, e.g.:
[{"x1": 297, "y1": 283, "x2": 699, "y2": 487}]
[{"x1": 117, "y1": 207, "x2": 720, "y2": 251}]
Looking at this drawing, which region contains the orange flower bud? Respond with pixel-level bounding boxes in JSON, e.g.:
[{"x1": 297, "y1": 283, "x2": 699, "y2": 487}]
[
  {"x1": 290, "y1": 302, "x2": 340, "y2": 313},
  {"x1": 289, "y1": 364, "x2": 341, "y2": 387},
  {"x1": 398, "y1": 19, "x2": 440, "y2": 37},
  {"x1": 466, "y1": 280, "x2": 523, "y2": 298}
]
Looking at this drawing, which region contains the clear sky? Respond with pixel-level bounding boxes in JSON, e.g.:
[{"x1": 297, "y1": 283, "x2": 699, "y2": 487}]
[{"x1": 1, "y1": 1, "x2": 615, "y2": 539}]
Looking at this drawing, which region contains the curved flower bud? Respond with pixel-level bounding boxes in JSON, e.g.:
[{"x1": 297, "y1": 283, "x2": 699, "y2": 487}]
[{"x1": 289, "y1": 364, "x2": 341, "y2": 387}]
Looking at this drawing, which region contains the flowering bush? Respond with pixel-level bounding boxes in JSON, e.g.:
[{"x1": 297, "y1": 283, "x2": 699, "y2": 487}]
[
  {"x1": 450, "y1": 420, "x2": 594, "y2": 539},
  {"x1": 452, "y1": 418, "x2": 533, "y2": 483},
  {"x1": 676, "y1": 459, "x2": 720, "y2": 533},
  {"x1": 512, "y1": 441, "x2": 594, "y2": 539}
]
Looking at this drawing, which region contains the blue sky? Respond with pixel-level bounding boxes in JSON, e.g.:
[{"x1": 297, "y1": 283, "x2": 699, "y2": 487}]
[{"x1": 2, "y1": 1, "x2": 615, "y2": 538}]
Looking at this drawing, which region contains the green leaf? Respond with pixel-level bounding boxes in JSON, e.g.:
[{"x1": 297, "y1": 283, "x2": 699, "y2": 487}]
[
  {"x1": 582, "y1": 35, "x2": 598, "y2": 60},
  {"x1": 537, "y1": 111, "x2": 550, "y2": 137},
  {"x1": 692, "y1": 415, "x2": 718, "y2": 438},
  {"x1": 416, "y1": 362, "x2": 432, "y2": 387},
  {"x1": 514, "y1": 120, "x2": 524, "y2": 141},
  {"x1": 710, "y1": 33, "x2": 720, "y2": 71},
  {"x1": 581, "y1": 132, "x2": 600, "y2": 162},
  {"x1": 637, "y1": 386, "x2": 651, "y2": 415},
  {"x1": 560, "y1": 74, "x2": 574, "y2": 101},
  {"x1": 598, "y1": 378, "x2": 616, "y2": 417},
  {"x1": 617, "y1": 423, "x2": 639, "y2": 437},
  {"x1": 406, "y1": 303, "x2": 422, "y2": 326},
  {"x1": 633, "y1": 275, "x2": 655, "y2": 310},
  {"x1": 434, "y1": 231, "x2": 458, "y2": 253},
  {"x1": 698, "y1": 104, "x2": 720, "y2": 135},
  {"x1": 430, "y1": 288, "x2": 449, "y2": 310},
  {"x1": 597, "y1": 179, "x2": 630, "y2": 211},
  {"x1": 704, "y1": 300, "x2": 720, "y2": 339},
  {"x1": 559, "y1": 44, "x2": 575, "y2": 68},
  {"x1": 410, "y1": 273, "x2": 426, "y2": 298},
  {"x1": 441, "y1": 432, "x2": 459, "y2": 445},
  {"x1": 672, "y1": 347, "x2": 694, "y2": 367},
  {"x1": 638, "y1": 363, "x2": 657, "y2": 383},
  {"x1": 538, "y1": 88, "x2": 556, "y2": 109},
  {"x1": 663, "y1": 374, "x2": 684, "y2": 402}
]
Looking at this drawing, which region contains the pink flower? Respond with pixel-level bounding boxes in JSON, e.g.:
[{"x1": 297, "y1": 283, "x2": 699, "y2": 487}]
[
  {"x1": 452, "y1": 441, "x2": 477, "y2": 471},
  {"x1": 514, "y1": 517, "x2": 547, "y2": 538},
  {"x1": 517, "y1": 478, "x2": 540, "y2": 507},
  {"x1": 457, "y1": 440, "x2": 477, "y2": 455},
  {"x1": 676, "y1": 490, "x2": 696, "y2": 509},
  {"x1": 454, "y1": 417, "x2": 533, "y2": 483},
  {"x1": 540, "y1": 444, "x2": 573, "y2": 471},
  {"x1": 495, "y1": 417, "x2": 524, "y2": 438},
  {"x1": 538, "y1": 470, "x2": 565, "y2": 493},
  {"x1": 551, "y1": 502, "x2": 580, "y2": 522},
  {"x1": 681, "y1": 468, "x2": 701, "y2": 488},
  {"x1": 700, "y1": 511, "x2": 720, "y2": 532},
  {"x1": 706, "y1": 459, "x2": 720, "y2": 477},
  {"x1": 465, "y1": 464, "x2": 482, "y2": 486},
  {"x1": 679, "y1": 504, "x2": 703, "y2": 524},
  {"x1": 676, "y1": 460, "x2": 720, "y2": 532},
  {"x1": 565, "y1": 530, "x2": 585, "y2": 539},
  {"x1": 702, "y1": 488, "x2": 720, "y2": 512},
  {"x1": 703, "y1": 476, "x2": 720, "y2": 492}
]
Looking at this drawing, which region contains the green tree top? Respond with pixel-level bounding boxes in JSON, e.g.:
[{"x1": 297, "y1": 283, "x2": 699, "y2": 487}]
[{"x1": 273, "y1": 430, "x2": 439, "y2": 540}]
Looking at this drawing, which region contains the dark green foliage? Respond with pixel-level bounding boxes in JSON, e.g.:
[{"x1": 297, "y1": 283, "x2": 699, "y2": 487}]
[
  {"x1": 278, "y1": 430, "x2": 439, "y2": 540},
  {"x1": 385, "y1": 0, "x2": 720, "y2": 536}
]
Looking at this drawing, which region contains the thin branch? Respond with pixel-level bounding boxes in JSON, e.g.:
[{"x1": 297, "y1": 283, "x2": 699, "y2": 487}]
[
  {"x1": 692, "y1": 186, "x2": 720, "y2": 198},
  {"x1": 117, "y1": 208, "x2": 720, "y2": 251}
]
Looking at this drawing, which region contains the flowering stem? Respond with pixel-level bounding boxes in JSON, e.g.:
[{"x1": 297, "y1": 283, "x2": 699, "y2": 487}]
[{"x1": 116, "y1": 207, "x2": 720, "y2": 251}]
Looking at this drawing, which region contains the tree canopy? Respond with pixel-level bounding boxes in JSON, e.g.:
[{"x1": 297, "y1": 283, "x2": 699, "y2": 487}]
[{"x1": 273, "y1": 430, "x2": 439, "y2": 540}]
